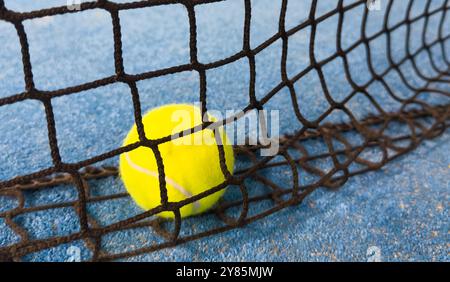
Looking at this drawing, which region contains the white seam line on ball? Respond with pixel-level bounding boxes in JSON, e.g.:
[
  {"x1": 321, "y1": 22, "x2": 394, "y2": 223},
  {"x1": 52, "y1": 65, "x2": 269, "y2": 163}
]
[{"x1": 124, "y1": 152, "x2": 201, "y2": 212}]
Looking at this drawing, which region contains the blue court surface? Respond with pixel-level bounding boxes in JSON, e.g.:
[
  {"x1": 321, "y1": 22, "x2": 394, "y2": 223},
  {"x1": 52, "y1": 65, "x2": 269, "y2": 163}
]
[{"x1": 0, "y1": 0, "x2": 449, "y2": 261}]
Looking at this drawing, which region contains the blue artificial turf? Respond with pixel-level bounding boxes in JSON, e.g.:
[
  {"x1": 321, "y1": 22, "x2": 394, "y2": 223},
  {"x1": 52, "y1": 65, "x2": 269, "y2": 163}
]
[{"x1": 0, "y1": 0, "x2": 449, "y2": 261}]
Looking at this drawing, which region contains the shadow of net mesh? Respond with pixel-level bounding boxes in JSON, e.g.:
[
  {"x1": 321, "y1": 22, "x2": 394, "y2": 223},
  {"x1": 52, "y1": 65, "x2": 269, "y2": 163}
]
[{"x1": 0, "y1": 0, "x2": 449, "y2": 261}]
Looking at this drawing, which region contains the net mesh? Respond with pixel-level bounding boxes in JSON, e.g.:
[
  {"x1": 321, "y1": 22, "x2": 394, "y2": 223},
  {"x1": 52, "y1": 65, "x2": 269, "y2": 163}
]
[{"x1": 0, "y1": 0, "x2": 449, "y2": 261}]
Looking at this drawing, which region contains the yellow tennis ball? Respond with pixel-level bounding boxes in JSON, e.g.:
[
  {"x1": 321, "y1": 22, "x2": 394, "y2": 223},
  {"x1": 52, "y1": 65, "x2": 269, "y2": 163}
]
[{"x1": 119, "y1": 104, "x2": 234, "y2": 219}]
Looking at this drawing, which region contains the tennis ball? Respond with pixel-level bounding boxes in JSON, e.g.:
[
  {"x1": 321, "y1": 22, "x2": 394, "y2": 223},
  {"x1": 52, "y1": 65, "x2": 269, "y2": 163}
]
[{"x1": 119, "y1": 104, "x2": 234, "y2": 219}]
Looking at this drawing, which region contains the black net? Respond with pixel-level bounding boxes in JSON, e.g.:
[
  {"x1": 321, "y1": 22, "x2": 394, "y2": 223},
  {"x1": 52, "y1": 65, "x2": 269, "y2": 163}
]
[{"x1": 0, "y1": 0, "x2": 449, "y2": 261}]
